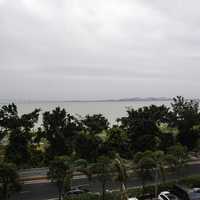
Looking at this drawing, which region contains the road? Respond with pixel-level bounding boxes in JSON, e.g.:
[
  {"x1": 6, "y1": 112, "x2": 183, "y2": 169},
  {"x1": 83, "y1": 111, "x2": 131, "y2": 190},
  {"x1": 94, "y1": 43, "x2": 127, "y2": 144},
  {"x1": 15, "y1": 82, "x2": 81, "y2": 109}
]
[
  {"x1": 19, "y1": 167, "x2": 48, "y2": 179},
  {"x1": 11, "y1": 163, "x2": 200, "y2": 200}
]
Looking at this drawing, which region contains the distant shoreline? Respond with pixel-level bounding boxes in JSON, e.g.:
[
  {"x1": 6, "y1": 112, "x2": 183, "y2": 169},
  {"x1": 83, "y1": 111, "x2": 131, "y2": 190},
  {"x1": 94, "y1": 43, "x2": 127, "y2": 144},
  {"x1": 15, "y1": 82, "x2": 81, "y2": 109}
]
[
  {"x1": 1, "y1": 97, "x2": 200, "y2": 104},
  {"x1": 0, "y1": 97, "x2": 173, "y2": 104},
  {"x1": 63, "y1": 98, "x2": 173, "y2": 103}
]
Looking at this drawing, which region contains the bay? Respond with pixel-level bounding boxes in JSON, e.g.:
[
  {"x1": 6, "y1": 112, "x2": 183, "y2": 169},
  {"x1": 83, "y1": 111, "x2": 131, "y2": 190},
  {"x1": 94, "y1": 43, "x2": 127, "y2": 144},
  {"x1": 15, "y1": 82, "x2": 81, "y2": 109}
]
[{"x1": 0, "y1": 100, "x2": 171, "y2": 126}]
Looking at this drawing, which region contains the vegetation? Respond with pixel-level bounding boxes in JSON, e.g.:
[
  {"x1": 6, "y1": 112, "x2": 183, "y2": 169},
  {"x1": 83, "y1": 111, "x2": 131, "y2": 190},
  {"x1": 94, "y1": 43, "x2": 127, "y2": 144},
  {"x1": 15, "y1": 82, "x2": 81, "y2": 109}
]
[
  {"x1": 93, "y1": 156, "x2": 112, "y2": 200},
  {"x1": 63, "y1": 175, "x2": 200, "y2": 200},
  {"x1": 0, "y1": 96, "x2": 200, "y2": 199},
  {"x1": 0, "y1": 162, "x2": 20, "y2": 200},
  {"x1": 113, "y1": 155, "x2": 129, "y2": 200}
]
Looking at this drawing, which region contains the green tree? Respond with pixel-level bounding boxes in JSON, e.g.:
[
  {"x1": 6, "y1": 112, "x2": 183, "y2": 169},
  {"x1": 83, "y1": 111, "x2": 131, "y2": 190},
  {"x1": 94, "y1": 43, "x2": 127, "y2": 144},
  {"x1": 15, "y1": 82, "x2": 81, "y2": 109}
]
[
  {"x1": 113, "y1": 155, "x2": 129, "y2": 200},
  {"x1": 151, "y1": 151, "x2": 167, "y2": 197},
  {"x1": 106, "y1": 127, "x2": 130, "y2": 158},
  {"x1": 82, "y1": 114, "x2": 109, "y2": 135},
  {"x1": 0, "y1": 162, "x2": 20, "y2": 200},
  {"x1": 48, "y1": 156, "x2": 89, "y2": 200},
  {"x1": 170, "y1": 96, "x2": 200, "y2": 149},
  {"x1": 0, "y1": 103, "x2": 40, "y2": 167},
  {"x1": 74, "y1": 158, "x2": 94, "y2": 187},
  {"x1": 74, "y1": 131, "x2": 103, "y2": 162},
  {"x1": 134, "y1": 151, "x2": 156, "y2": 195},
  {"x1": 94, "y1": 156, "x2": 112, "y2": 200},
  {"x1": 42, "y1": 107, "x2": 81, "y2": 160},
  {"x1": 165, "y1": 144, "x2": 189, "y2": 181},
  {"x1": 48, "y1": 157, "x2": 68, "y2": 200},
  {"x1": 118, "y1": 105, "x2": 169, "y2": 152}
]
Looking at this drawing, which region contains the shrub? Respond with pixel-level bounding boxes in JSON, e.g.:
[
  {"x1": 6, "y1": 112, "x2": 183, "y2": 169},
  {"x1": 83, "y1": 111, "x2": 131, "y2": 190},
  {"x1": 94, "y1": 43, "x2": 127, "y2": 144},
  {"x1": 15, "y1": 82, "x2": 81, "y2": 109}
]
[
  {"x1": 64, "y1": 192, "x2": 120, "y2": 200},
  {"x1": 64, "y1": 175, "x2": 200, "y2": 200}
]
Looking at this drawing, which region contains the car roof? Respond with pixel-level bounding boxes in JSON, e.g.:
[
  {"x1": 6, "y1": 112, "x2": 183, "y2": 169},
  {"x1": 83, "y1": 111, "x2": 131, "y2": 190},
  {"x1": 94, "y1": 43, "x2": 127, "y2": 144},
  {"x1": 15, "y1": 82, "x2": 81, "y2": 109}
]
[
  {"x1": 160, "y1": 191, "x2": 170, "y2": 195},
  {"x1": 128, "y1": 198, "x2": 138, "y2": 200}
]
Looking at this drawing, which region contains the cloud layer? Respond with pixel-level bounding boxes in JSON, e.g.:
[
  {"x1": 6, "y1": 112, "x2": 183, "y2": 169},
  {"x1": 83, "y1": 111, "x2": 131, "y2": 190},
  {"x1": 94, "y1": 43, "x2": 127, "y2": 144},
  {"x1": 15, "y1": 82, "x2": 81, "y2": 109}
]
[{"x1": 1, "y1": 0, "x2": 200, "y2": 100}]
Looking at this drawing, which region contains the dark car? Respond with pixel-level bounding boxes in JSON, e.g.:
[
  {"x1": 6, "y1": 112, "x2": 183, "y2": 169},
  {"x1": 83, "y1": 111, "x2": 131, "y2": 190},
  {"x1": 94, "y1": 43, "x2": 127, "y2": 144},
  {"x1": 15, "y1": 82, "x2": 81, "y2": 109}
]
[
  {"x1": 64, "y1": 189, "x2": 86, "y2": 198},
  {"x1": 172, "y1": 185, "x2": 200, "y2": 200}
]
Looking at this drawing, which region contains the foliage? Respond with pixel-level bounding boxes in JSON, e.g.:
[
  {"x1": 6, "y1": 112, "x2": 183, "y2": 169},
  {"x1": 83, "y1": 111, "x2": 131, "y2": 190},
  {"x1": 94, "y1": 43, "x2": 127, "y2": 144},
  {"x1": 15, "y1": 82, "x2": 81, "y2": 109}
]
[
  {"x1": 106, "y1": 127, "x2": 131, "y2": 158},
  {"x1": 118, "y1": 105, "x2": 170, "y2": 152},
  {"x1": 64, "y1": 175, "x2": 200, "y2": 200},
  {"x1": 48, "y1": 156, "x2": 91, "y2": 200},
  {"x1": 0, "y1": 103, "x2": 40, "y2": 167},
  {"x1": 82, "y1": 114, "x2": 109, "y2": 135},
  {"x1": 43, "y1": 107, "x2": 81, "y2": 160},
  {"x1": 165, "y1": 144, "x2": 189, "y2": 180},
  {"x1": 113, "y1": 155, "x2": 129, "y2": 200},
  {"x1": 28, "y1": 145, "x2": 45, "y2": 167},
  {"x1": 93, "y1": 156, "x2": 112, "y2": 200},
  {"x1": 64, "y1": 192, "x2": 119, "y2": 200},
  {"x1": 170, "y1": 96, "x2": 200, "y2": 149},
  {"x1": 134, "y1": 151, "x2": 156, "y2": 193},
  {"x1": 0, "y1": 162, "x2": 21, "y2": 200},
  {"x1": 74, "y1": 131, "x2": 103, "y2": 162},
  {"x1": 48, "y1": 157, "x2": 68, "y2": 200}
]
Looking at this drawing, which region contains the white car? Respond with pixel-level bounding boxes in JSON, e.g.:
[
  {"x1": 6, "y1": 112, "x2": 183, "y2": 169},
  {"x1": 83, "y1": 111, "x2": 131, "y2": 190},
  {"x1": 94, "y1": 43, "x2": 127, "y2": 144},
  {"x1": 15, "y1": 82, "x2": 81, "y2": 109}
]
[
  {"x1": 128, "y1": 197, "x2": 138, "y2": 200},
  {"x1": 158, "y1": 191, "x2": 178, "y2": 200}
]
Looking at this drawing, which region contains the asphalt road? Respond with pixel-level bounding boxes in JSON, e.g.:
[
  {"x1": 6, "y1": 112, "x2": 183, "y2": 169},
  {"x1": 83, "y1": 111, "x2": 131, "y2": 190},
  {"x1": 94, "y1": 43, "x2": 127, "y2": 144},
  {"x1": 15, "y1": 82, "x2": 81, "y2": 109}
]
[{"x1": 11, "y1": 163, "x2": 200, "y2": 200}]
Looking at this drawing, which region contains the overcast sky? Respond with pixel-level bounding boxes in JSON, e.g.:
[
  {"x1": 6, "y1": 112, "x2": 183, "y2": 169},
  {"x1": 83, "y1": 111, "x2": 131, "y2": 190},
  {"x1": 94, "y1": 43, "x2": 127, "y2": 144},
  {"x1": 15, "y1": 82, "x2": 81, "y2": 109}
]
[{"x1": 0, "y1": 0, "x2": 200, "y2": 100}]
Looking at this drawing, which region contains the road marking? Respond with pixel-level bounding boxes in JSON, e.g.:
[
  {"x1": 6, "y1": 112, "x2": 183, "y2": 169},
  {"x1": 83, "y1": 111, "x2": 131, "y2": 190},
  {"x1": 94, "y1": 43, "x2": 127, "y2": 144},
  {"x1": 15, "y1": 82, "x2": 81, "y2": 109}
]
[{"x1": 24, "y1": 179, "x2": 50, "y2": 184}]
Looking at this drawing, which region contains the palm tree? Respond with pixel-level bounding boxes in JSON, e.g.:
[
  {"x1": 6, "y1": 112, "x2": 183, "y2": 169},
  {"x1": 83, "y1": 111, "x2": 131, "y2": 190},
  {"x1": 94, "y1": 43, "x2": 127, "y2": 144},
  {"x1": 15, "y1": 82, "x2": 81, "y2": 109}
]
[
  {"x1": 48, "y1": 156, "x2": 88, "y2": 200},
  {"x1": 134, "y1": 151, "x2": 155, "y2": 195},
  {"x1": 165, "y1": 144, "x2": 189, "y2": 182},
  {"x1": 48, "y1": 157, "x2": 69, "y2": 200},
  {"x1": 151, "y1": 151, "x2": 166, "y2": 197},
  {"x1": 113, "y1": 155, "x2": 129, "y2": 200}
]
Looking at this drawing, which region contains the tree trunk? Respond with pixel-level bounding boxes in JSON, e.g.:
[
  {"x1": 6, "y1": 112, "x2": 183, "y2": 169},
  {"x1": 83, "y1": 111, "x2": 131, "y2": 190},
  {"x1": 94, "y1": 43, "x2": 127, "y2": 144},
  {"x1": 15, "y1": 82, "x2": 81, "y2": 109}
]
[
  {"x1": 57, "y1": 181, "x2": 63, "y2": 200},
  {"x1": 58, "y1": 187, "x2": 62, "y2": 200},
  {"x1": 102, "y1": 181, "x2": 105, "y2": 200},
  {"x1": 120, "y1": 183, "x2": 123, "y2": 200},
  {"x1": 155, "y1": 167, "x2": 158, "y2": 198},
  {"x1": 121, "y1": 183, "x2": 128, "y2": 200},
  {"x1": 3, "y1": 183, "x2": 8, "y2": 200},
  {"x1": 142, "y1": 178, "x2": 145, "y2": 196}
]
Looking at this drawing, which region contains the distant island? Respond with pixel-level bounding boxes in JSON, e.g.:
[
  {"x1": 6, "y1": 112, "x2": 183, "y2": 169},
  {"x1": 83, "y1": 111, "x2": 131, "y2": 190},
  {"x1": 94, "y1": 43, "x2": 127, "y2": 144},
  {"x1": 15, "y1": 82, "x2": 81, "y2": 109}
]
[
  {"x1": 108, "y1": 97, "x2": 172, "y2": 102},
  {"x1": 0, "y1": 97, "x2": 173, "y2": 103},
  {"x1": 63, "y1": 97, "x2": 173, "y2": 102}
]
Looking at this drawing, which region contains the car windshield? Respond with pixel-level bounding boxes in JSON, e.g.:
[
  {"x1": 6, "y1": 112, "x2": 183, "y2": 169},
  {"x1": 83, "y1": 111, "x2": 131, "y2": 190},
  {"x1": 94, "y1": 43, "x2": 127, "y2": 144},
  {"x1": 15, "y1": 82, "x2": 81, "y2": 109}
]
[{"x1": 189, "y1": 192, "x2": 200, "y2": 200}]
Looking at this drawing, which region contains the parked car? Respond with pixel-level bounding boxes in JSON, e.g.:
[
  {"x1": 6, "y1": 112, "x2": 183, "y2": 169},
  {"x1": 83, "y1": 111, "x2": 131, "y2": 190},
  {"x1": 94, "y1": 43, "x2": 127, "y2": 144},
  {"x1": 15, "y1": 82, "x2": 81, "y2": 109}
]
[
  {"x1": 64, "y1": 189, "x2": 86, "y2": 197},
  {"x1": 71, "y1": 184, "x2": 89, "y2": 191},
  {"x1": 172, "y1": 185, "x2": 200, "y2": 200},
  {"x1": 158, "y1": 191, "x2": 179, "y2": 200},
  {"x1": 105, "y1": 189, "x2": 113, "y2": 193},
  {"x1": 188, "y1": 188, "x2": 200, "y2": 200},
  {"x1": 128, "y1": 197, "x2": 138, "y2": 200}
]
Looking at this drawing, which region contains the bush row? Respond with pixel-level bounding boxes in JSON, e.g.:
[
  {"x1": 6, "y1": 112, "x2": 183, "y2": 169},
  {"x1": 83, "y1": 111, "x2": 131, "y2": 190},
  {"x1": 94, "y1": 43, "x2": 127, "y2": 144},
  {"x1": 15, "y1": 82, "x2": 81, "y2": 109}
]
[{"x1": 64, "y1": 175, "x2": 200, "y2": 200}]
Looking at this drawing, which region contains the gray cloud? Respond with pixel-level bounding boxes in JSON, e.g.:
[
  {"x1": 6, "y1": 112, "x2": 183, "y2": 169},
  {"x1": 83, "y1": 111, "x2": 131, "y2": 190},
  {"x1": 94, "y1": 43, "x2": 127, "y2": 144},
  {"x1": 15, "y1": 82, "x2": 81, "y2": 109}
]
[{"x1": 0, "y1": 0, "x2": 200, "y2": 100}]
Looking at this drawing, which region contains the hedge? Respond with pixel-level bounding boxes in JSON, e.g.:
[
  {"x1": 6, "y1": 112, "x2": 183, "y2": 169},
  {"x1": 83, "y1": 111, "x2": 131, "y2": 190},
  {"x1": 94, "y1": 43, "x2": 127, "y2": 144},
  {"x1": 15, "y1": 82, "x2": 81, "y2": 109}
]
[{"x1": 64, "y1": 175, "x2": 200, "y2": 200}]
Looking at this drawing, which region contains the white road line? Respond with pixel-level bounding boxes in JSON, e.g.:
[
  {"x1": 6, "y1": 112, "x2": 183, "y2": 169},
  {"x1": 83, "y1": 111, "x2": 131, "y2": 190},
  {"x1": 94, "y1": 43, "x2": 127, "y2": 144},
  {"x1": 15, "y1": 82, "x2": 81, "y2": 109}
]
[{"x1": 24, "y1": 179, "x2": 50, "y2": 184}]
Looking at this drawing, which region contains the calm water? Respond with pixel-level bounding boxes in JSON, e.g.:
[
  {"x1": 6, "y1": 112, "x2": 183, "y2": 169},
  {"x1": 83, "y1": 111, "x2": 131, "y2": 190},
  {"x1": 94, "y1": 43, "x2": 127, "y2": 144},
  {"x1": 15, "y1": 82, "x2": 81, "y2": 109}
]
[{"x1": 0, "y1": 101, "x2": 171, "y2": 126}]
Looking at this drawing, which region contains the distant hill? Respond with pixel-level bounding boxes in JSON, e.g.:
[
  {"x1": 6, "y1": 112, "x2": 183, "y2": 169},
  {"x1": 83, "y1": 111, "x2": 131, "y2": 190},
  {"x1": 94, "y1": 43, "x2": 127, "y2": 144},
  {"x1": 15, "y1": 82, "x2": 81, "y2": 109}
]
[
  {"x1": 63, "y1": 97, "x2": 173, "y2": 102},
  {"x1": 117, "y1": 97, "x2": 172, "y2": 102}
]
